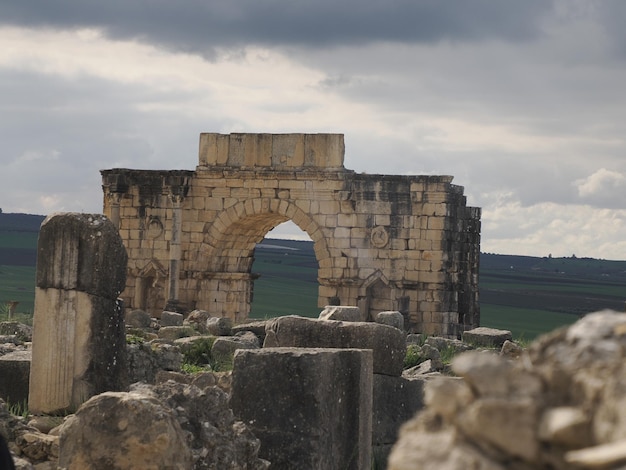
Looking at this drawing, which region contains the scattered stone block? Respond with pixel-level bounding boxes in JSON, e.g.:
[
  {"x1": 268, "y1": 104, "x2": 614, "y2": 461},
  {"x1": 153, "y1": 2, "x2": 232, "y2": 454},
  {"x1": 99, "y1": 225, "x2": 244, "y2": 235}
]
[
  {"x1": 58, "y1": 391, "x2": 193, "y2": 469},
  {"x1": 126, "y1": 342, "x2": 182, "y2": 384},
  {"x1": 263, "y1": 315, "x2": 406, "y2": 376},
  {"x1": 389, "y1": 311, "x2": 626, "y2": 470},
  {"x1": 0, "y1": 335, "x2": 18, "y2": 345},
  {"x1": 206, "y1": 316, "x2": 232, "y2": 336},
  {"x1": 157, "y1": 325, "x2": 196, "y2": 341},
  {"x1": 538, "y1": 406, "x2": 590, "y2": 448},
  {"x1": 403, "y1": 359, "x2": 441, "y2": 377},
  {"x1": 425, "y1": 336, "x2": 473, "y2": 355},
  {"x1": 160, "y1": 311, "x2": 184, "y2": 327},
  {"x1": 132, "y1": 380, "x2": 269, "y2": 469},
  {"x1": 173, "y1": 335, "x2": 216, "y2": 356},
  {"x1": 16, "y1": 431, "x2": 59, "y2": 462},
  {"x1": 0, "y1": 350, "x2": 31, "y2": 404},
  {"x1": 124, "y1": 309, "x2": 151, "y2": 328},
  {"x1": 462, "y1": 327, "x2": 512, "y2": 348},
  {"x1": 231, "y1": 348, "x2": 373, "y2": 470},
  {"x1": 183, "y1": 309, "x2": 211, "y2": 333},
  {"x1": 0, "y1": 322, "x2": 32, "y2": 342},
  {"x1": 375, "y1": 310, "x2": 404, "y2": 330},
  {"x1": 211, "y1": 335, "x2": 259, "y2": 363},
  {"x1": 372, "y1": 374, "x2": 425, "y2": 466},
  {"x1": 231, "y1": 320, "x2": 268, "y2": 343},
  {"x1": 28, "y1": 416, "x2": 64, "y2": 435},
  {"x1": 406, "y1": 333, "x2": 426, "y2": 345},
  {"x1": 500, "y1": 339, "x2": 523, "y2": 359},
  {"x1": 29, "y1": 213, "x2": 128, "y2": 414},
  {"x1": 318, "y1": 305, "x2": 363, "y2": 322},
  {"x1": 190, "y1": 372, "x2": 217, "y2": 390}
]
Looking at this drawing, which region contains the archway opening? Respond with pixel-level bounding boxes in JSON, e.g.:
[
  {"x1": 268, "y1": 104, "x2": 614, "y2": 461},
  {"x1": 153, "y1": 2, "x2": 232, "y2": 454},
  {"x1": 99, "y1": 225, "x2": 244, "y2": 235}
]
[{"x1": 249, "y1": 221, "x2": 319, "y2": 319}]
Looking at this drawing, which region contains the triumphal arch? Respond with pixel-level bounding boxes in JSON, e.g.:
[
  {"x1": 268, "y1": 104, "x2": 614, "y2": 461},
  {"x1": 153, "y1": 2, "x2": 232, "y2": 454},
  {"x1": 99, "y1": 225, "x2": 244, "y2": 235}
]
[{"x1": 101, "y1": 133, "x2": 481, "y2": 336}]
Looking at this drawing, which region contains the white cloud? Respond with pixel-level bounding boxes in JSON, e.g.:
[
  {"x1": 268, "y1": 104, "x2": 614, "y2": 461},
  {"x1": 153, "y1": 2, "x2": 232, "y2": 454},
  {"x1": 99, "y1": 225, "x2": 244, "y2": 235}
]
[
  {"x1": 576, "y1": 168, "x2": 626, "y2": 207},
  {"x1": 482, "y1": 200, "x2": 626, "y2": 259}
]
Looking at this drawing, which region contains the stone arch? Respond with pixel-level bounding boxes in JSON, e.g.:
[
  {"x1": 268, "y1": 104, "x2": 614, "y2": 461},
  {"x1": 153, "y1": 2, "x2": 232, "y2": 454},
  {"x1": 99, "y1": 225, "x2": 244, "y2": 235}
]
[
  {"x1": 191, "y1": 198, "x2": 332, "y2": 321},
  {"x1": 200, "y1": 198, "x2": 331, "y2": 273},
  {"x1": 101, "y1": 132, "x2": 482, "y2": 335}
]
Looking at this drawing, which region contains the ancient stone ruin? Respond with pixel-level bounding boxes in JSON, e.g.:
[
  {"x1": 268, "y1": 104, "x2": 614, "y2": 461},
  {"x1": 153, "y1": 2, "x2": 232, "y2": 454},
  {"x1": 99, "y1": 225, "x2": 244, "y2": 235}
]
[
  {"x1": 29, "y1": 213, "x2": 128, "y2": 414},
  {"x1": 389, "y1": 310, "x2": 626, "y2": 470},
  {"x1": 101, "y1": 132, "x2": 481, "y2": 337}
]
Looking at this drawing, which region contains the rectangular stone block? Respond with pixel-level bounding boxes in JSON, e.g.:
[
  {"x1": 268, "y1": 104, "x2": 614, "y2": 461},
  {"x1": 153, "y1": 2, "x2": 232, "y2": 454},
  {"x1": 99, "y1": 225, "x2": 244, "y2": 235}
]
[
  {"x1": 231, "y1": 348, "x2": 372, "y2": 470},
  {"x1": 373, "y1": 374, "x2": 425, "y2": 466},
  {"x1": 0, "y1": 350, "x2": 31, "y2": 405},
  {"x1": 338, "y1": 213, "x2": 357, "y2": 226},
  {"x1": 263, "y1": 316, "x2": 406, "y2": 376},
  {"x1": 304, "y1": 134, "x2": 345, "y2": 168},
  {"x1": 272, "y1": 134, "x2": 305, "y2": 168}
]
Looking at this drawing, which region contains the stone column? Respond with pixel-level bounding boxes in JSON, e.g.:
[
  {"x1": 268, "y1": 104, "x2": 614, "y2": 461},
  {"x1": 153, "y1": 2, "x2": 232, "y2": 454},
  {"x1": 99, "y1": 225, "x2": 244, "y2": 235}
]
[
  {"x1": 6, "y1": 301, "x2": 18, "y2": 320},
  {"x1": 167, "y1": 193, "x2": 183, "y2": 308},
  {"x1": 107, "y1": 192, "x2": 122, "y2": 229},
  {"x1": 100, "y1": 172, "x2": 128, "y2": 230},
  {"x1": 29, "y1": 213, "x2": 128, "y2": 414}
]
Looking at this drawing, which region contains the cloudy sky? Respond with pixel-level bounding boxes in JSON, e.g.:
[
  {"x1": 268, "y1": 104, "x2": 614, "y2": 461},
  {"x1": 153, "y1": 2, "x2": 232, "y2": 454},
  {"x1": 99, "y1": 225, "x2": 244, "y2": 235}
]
[{"x1": 1, "y1": 0, "x2": 625, "y2": 259}]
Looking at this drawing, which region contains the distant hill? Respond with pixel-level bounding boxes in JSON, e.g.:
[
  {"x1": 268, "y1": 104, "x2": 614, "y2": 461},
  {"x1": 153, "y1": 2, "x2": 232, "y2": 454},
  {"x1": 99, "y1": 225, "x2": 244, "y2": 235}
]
[
  {"x1": 0, "y1": 212, "x2": 45, "y2": 232},
  {"x1": 0, "y1": 213, "x2": 44, "y2": 266}
]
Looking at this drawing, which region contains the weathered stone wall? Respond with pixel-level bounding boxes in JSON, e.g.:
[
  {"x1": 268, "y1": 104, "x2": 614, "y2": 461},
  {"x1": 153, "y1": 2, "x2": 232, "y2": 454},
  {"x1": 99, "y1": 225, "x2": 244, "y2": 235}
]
[{"x1": 102, "y1": 133, "x2": 481, "y2": 335}]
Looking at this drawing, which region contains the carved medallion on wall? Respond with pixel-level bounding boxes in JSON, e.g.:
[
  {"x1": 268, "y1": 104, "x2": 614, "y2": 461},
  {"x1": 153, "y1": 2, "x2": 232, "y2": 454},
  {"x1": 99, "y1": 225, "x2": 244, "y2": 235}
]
[
  {"x1": 370, "y1": 226, "x2": 389, "y2": 248},
  {"x1": 147, "y1": 216, "x2": 164, "y2": 238}
]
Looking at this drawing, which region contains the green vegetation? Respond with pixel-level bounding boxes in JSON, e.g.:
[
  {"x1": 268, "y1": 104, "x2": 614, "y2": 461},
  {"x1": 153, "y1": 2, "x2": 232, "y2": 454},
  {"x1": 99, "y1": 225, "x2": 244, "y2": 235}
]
[
  {"x1": 182, "y1": 336, "x2": 215, "y2": 366},
  {"x1": 125, "y1": 334, "x2": 145, "y2": 345},
  {"x1": 0, "y1": 232, "x2": 39, "y2": 249},
  {"x1": 7, "y1": 399, "x2": 29, "y2": 419},
  {"x1": 0, "y1": 266, "x2": 36, "y2": 315},
  {"x1": 480, "y1": 305, "x2": 577, "y2": 339},
  {"x1": 403, "y1": 344, "x2": 424, "y2": 369},
  {"x1": 179, "y1": 336, "x2": 233, "y2": 372},
  {"x1": 249, "y1": 243, "x2": 320, "y2": 319},
  {"x1": 181, "y1": 362, "x2": 211, "y2": 374}
]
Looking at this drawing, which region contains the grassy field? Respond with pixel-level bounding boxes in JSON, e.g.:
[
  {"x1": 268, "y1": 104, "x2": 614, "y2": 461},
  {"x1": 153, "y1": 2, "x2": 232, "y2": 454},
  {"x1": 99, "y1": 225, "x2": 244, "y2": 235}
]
[
  {"x1": 0, "y1": 232, "x2": 39, "y2": 249},
  {"x1": 479, "y1": 305, "x2": 578, "y2": 340},
  {"x1": 249, "y1": 245, "x2": 320, "y2": 319},
  {"x1": 0, "y1": 265, "x2": 36, "y2": 315}
]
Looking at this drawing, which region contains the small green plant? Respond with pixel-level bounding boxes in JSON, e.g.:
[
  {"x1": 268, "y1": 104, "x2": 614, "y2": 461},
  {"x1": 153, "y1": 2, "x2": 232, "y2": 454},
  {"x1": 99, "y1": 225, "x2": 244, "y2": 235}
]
[
  {"x1": 126, "y1": 334, "x2": 145, "y2": 345},
  {"x1": 182, "y1": 337, "x2": 216, "y2": 366},
  {"x1": 181, "y1": 363, "x2": 211, "y2": 374},
  {"x1": 7, "y1": 399, "x2": 29, "y2": 419},
  {"x1": 403, "y1": 344, "x2": 426, "y2": 369},
  {"x1": 209, "y1": 354, "x2": 233, "y2": 372},
  {"x1": 439, "y1": 344, "x2": 459, "y2": 366}
]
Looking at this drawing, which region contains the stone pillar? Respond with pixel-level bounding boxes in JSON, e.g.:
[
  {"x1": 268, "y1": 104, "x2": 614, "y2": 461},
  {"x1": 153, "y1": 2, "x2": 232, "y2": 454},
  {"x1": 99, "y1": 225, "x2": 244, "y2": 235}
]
[
  {"x1": 6, "y1": 301, "x2": 18, "y2": 319},
  {"x1": 231, "y1": 347, "x2": 373, "y2": 469},
  {"x1": 107, "y1": 192, "x2": 122, "y2": 229},
  {"x1": 101, "y1": 172, "x2": 128, "y2": 230},
  {"x1": 167, "y1": 193, "x2": 183, "y2": 305},
  {"x1": 29, "y1": 213, "x2": 128, "y2": 414}
]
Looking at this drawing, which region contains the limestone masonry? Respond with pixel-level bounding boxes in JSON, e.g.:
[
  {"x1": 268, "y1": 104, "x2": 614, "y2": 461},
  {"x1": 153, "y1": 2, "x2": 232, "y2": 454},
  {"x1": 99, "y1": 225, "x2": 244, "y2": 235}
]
[{"x1": 101, "y1": 133, "x2": 481, "y2": 336}]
